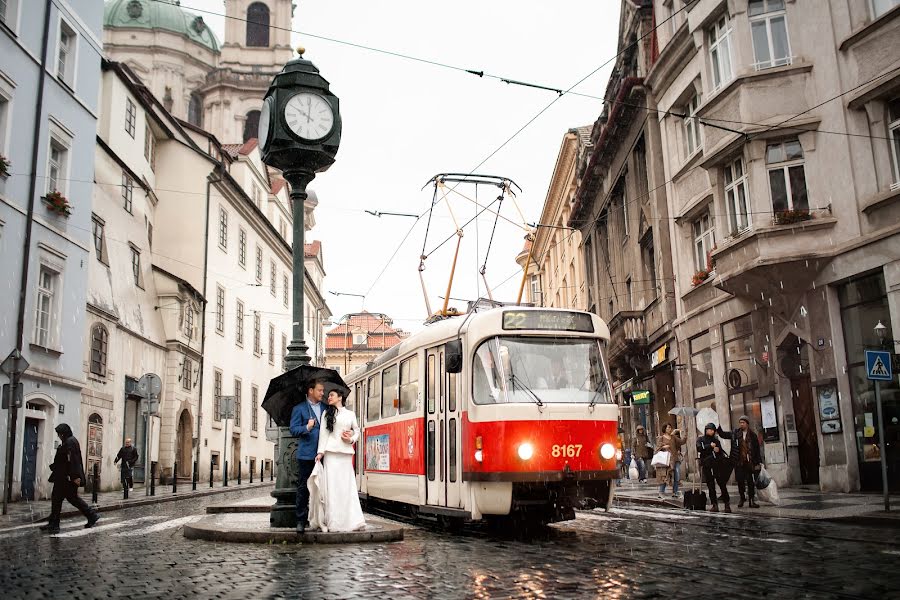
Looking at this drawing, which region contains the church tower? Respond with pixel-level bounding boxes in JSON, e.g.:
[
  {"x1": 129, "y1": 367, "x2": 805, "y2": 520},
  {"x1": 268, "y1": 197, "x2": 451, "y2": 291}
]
[{"x1": 201, "y1": 0, "x2": 295, "y2": 143}]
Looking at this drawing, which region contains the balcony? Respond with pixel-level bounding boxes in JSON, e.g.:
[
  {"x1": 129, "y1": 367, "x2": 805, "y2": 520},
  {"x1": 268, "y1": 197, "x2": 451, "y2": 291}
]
[{"x1": 607, "y1": 311, "x2": 648, "y2": 378}]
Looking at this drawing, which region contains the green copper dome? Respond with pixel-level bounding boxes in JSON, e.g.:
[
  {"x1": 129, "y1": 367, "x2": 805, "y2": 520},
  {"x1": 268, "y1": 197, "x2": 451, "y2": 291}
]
[{"x1": 104, "y1": 0, "x2": 221, "y2": 53}]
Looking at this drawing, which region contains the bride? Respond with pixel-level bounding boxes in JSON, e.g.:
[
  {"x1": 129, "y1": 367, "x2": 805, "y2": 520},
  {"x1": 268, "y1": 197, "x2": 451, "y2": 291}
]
[{"x1": 311, "y1": 389, "x2": 366, "y2": 532}]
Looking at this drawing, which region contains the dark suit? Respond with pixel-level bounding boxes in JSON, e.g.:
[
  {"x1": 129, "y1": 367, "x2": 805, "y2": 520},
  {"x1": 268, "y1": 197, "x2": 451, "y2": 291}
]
[
  {"x1": 289, "y1": 399, "x2": 323, "y2": 526},
  {"x1": 48, "y1": 433, "x2": 97, "y2": 527},
  {"x1": 718, "y1": 426, "x2": 762, "y2": 502}
]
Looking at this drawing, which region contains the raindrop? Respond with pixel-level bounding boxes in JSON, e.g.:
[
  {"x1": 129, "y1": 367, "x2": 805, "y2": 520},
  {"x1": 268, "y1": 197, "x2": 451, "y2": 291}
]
[{"x1": 779, "y1": 280, "x2": 784, "y2": 289}]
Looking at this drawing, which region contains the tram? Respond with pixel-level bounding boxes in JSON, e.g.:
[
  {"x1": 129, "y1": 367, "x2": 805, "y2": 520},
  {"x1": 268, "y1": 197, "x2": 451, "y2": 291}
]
[{"x1": 344, "y1": 306, "x2": 619, "y2": 525}]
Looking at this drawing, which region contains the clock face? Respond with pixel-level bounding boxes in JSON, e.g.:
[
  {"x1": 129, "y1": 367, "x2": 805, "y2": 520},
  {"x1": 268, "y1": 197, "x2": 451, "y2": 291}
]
[
  {"x1": 283, "y1": 92, "x2": 335, "y2": 141},
  {"x1": 258, "y1": 97, "x2": 272, "y2": 151}
]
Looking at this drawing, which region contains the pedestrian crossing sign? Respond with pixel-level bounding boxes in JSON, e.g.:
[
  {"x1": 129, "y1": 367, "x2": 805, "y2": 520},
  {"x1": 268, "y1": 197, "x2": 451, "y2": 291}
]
[{"x1": 865, "y1": 350, "x2": 892, "y2": 381}]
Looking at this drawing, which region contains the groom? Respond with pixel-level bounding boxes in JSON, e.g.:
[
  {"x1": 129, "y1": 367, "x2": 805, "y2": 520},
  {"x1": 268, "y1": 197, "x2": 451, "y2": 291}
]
[{"x1": 289, "y1": 378, "x2": 325, "y2": 533}]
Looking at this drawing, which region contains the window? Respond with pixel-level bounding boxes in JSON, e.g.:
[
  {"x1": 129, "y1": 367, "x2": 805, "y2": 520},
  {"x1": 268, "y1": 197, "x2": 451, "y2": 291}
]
[
  {"x1": 253, "y1": 185, "x2": 261, "y2": 209},
  {"x1": 641, "y1": 234, "x2": 657, "y2": 300},
  {"x1": 0, "y1": 89, "x2": 9, "y2": 154},
  {"x1": 92, "y1": 215, "x2": 108, "y2": 265},
  {"x1": 889, "y1": 99, "x2": 900, "y2": 186},
  {"x1": 1, "y1": 0, "x2": 21, "y2": 30},
  {"x1": 147, "y1": 221, "x2": 153, "y2": 249},
  {"x1": 723, "y1": 157, "x2": 750, "y2": 234},
  {"x1": 723, "y1": 315, "x2": 761, "y2": 432},
  {"x1": 708, "y1": 14, "x2": 733, "y2": 90},
  {"x1": 184, "y1": 302, "x2": 195, "y2": 339},
  {"x1": 367, "y1": 373, "x2": 381, "y2": 422},
  {"x1": 211, "y1": 452, "x2": 220, "y2": 471},
  {"x1": 122, "y1": 172, "x2": 133, "y2": 213},
  {"x1": 89, "y1": 324, "x2": 108, "y2": 377},
  {"x1": 234, "y1": 378, "x2": 242, "y2": 427},
  {"x1": 282, "y1": 274, "x2": 289, "y2": 307},
  {"x1": 47, "y1": 138, "x2": 68, "y2": 195},
  {"x1": 399, "y1": 355, "x2": 419, "y2": 414},
  {"x1": 181, "y1": 357, "x2": 192, "y2": 391},
  {"x1": 243, "y1": 110, "x2": 260, "y2": 143},
  {"x1": 766, "y1": 140, "x2": 808, "y2": 215},
  {"x1": 692, "y1": 209, "x2": 715, "y2": 272},
  {"x1": 56, "y1": 19, "x2": 77, "y2": 88},
  {"x1": 270, "y1": 260, "x2": 277, "y2": 296},
  {"x1": 281, "y1": 333, "x2": 286, "y2": 372},
  {"x1": 188, "y1": 93, "x2": 203, "y2": 127},
  {"x1": 130, "y1": 245, "x2": 143, "y2": 288},
  {"x1": 213, "y1": 369, "x2": 222, "y2": 421},
  {"x1": 34, "y1": 267, "x2": 57, "y2": 347},
  {"x1": 143, "y1": 123, "x2": 154, "y2": 162},
  {"x1": 236, "y1": 300, "x2": 244, "y2": 347},
  {"x1": 251, "y1": 386, "x2": 259, "y2": 431},
  {"x1": 749, "y1": 0, "x2": 791, "y2": 70},
  {"x1": 381, "y1": 364, "x2": 399, "y2": 418},
  {"x1": 690, "y1": 331, "x2": 714, "y2": 401},
  {"x1": 125, "y1": 99, "x2": 136, "y2": 138},
  {"x1": 683, "y1": 92, "x2": 702, "y2": 155},
  {"x1": 218, "y1": 207, "x2": 228, "y2": 250},
  {"x1": 253, "y1": 312, "x2": 261, "y2": 356},
  {"x1": 215, "y1": 285, "x2": 225, "y2": 334},
  {"x1": 255, "y1": 246, "x2": 263, "y2": 282},
  {"x1": 622, "y1": 194, "x2": 629, "y2": 238},
  {"x1": 871, "y1": 0, "x2": 900, "y2": 19},
  {"x1": 238, "y1": 228, "x2": 247, "y2": 268},
  {"x1": 268, "y1": 323, "x2": 275, "y2": 365},
  {"x1": 246, "y1": 2, "x2": 270, "y2": 47},
  {"x1": 353, "y1": 332, "x2": 366, "y2": 346}
]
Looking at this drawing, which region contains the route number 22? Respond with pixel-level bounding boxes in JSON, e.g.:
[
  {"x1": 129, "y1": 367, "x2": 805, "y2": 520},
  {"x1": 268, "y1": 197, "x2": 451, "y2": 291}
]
[{"x1": 551, "y1": 444, "x2": 582, "y2": 458}]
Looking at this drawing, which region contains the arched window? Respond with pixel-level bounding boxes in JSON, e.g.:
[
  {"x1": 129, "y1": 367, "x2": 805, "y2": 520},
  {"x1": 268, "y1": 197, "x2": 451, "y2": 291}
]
[
  {"x1": 188, "y1": 93, "x2": 203, "y2": 127},
  {"x1": 184, "y1": 302, "x2": 195, "y2": 339},
  {"x1": 243, "y1": 110, "x2": 260, "y2": 142},
  {"x1": 90, "y1": 324, "x2": 109, "y2": 377},
  {"x1": 246, "y1": 2, "x2": 270, "y2": 47}
]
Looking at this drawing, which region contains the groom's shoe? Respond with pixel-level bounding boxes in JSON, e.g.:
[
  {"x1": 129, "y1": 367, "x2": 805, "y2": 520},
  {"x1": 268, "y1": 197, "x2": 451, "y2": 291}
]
[{"x1": 296, "y1": 522, "x2": 306, "y2": 534}]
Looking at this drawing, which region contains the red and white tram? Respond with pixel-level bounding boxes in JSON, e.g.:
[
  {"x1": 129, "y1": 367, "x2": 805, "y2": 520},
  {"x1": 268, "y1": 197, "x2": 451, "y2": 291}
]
[{"x1": 344, "y1": 306, "x2": 619, "y2": 524}]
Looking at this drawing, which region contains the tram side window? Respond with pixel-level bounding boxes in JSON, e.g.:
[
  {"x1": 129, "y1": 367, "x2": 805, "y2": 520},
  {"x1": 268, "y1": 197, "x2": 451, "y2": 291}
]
[
  {"x1": 382, "y1": 364, "x2": 399, "y2": 418},
  {"x1": 448, "y1": 418, "x2": 457, "y2": 482},
  {"x1": 399, "y1": 355, "x2": 419, "y2": 415},
  {"x1": 447, "y1": 372, "x2": 457, "y2": 412},
  {"x1": 367, "y1": 374, "x2": 381, "y2": 422}
]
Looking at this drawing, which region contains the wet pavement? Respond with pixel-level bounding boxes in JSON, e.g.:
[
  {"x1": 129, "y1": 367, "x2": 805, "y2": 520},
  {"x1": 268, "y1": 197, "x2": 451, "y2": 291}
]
[{"x1": 0, "y1": 487, "x2": 896, "y2": 599}]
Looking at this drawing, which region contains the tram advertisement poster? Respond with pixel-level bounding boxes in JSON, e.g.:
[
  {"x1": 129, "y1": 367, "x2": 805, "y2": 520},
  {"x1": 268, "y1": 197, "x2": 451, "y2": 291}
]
[{"x1": 366, "y1": 434, "x2": 390, "y2": 471}]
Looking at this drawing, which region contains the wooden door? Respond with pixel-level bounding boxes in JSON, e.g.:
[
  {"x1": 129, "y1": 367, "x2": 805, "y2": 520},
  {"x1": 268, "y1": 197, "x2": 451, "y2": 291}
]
[{"x1": 791, "y1": 376, "x2": 820, "y2": 484}]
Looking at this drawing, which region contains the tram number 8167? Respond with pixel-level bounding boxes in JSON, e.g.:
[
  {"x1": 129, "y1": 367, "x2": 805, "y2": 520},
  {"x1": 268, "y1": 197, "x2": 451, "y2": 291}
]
[{"x1": 550, "y1": 444, "x2": 582, "y2": 458}]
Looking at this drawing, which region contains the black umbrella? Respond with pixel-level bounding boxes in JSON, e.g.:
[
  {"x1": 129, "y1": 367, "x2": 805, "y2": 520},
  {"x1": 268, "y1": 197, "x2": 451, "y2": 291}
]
[{"x1": 262, "y1": 365, "x2": 350, "y2": 427}]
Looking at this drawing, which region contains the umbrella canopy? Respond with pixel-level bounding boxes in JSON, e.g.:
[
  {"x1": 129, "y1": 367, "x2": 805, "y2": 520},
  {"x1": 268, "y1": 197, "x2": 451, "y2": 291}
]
[
  {"x1": 262, "y1": 365, "x2": 350, "y2": 427},
  {"x1": 668, "y1": 406, "x2": 700, "y2": 417}
]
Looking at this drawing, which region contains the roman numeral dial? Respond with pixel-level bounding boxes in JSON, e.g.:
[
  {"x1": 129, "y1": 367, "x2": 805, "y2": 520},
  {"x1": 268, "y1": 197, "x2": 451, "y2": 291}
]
[{"x1": 283, "y1": 92, "x2": 335, "y2": 142}]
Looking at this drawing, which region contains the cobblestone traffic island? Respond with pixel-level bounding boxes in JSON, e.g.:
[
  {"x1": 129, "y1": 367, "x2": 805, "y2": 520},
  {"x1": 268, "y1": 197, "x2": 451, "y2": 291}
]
[{"x1": 183, "y1": 511, "x2": 405, "y2": 544}]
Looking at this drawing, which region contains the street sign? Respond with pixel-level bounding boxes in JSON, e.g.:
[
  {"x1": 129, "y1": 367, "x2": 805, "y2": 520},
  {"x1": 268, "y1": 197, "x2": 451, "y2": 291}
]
[
  {"x1": 865, "y1": 350, "x2": 892, "y2": 381},
  {"x1": 1, "y1": 384, "x2": 23, "y2": 409},
  {"x1": 219, "y1": 396, "x2": 235, "y2": 419},
  {"x1": 0, "y1": 350, "x2": 29, "y2": 377}
]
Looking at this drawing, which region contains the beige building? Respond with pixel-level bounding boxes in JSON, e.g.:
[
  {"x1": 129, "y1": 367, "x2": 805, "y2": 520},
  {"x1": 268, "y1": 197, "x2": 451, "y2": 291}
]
[
  {"x1": 516, "y1": 127, "x2": 591, "y2": 311},
  {"x1": 324, "y1": 312, "x2": 407, "y2": 376},
  {"x1": 645, "y1": 0, "x2": 900, "y2": 492}
]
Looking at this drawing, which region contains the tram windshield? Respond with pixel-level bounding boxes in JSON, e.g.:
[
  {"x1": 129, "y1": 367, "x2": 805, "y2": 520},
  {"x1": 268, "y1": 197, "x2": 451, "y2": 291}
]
[{"x1": 472, "y1": 336, "x2": 612, "y2": 405}]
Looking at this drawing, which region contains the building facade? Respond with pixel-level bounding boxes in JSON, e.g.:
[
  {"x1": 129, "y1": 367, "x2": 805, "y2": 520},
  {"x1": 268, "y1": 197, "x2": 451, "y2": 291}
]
[
  {"x1": 647, "y1": 0, "x2": 900, "y2": 491},
  {"x1": 0, "y1": 0, "x2": 103, "y2": 501},
  {"x1": 324, "y1": 312, "x2": 407, "y2": 376}
]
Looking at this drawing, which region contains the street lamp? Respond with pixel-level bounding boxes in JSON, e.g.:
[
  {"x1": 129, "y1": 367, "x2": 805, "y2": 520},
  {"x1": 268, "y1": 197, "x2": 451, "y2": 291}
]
[
  {"x1": 259, "y1": 47, "x2": 341, "y2": 529},
  {"x1": 875, "y1": 320, "x2": 887, "y2": 345}
]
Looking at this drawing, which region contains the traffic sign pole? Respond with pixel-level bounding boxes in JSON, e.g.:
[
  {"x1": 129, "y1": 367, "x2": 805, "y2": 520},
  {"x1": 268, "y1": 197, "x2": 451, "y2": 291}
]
[
  {"x1": 865, "y1": 350, "x2": 892, "y2": 512},
  {"x1": 874, "y1": 381, "x2": 889, "y2": 512}
]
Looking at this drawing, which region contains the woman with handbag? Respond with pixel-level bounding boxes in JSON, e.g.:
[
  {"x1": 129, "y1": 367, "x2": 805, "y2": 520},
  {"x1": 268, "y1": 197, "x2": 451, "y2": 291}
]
[
  {"x1": 669, "y1": 429, "x2": 687, "y2": 498},
  {"x1": 654, "y1": 424, "x2": 675, "y2": 498}
]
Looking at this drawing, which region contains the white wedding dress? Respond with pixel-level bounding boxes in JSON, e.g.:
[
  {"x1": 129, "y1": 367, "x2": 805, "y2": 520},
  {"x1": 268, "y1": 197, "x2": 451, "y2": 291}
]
[{"x1": 310, "y1": 407, "x2": 366, "y2": 532}]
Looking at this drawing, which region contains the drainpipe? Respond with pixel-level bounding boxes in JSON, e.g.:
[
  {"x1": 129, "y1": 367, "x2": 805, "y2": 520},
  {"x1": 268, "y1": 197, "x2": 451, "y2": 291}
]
[
  {"x1": 4, "y1": 0, "x2": 53, "y2": 513},
  {"x1": 195, "y1": 166, "x2": 222, "y2": 478}
]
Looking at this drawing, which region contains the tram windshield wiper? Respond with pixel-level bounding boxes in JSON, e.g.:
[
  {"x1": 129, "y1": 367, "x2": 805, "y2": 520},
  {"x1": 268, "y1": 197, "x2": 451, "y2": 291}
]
[
  {"x1": 507, "y1": 367, "x2": 544, "y2": 408},
  {"x1": 578, "y1": 372, "x2": 606, "y2": 408}
]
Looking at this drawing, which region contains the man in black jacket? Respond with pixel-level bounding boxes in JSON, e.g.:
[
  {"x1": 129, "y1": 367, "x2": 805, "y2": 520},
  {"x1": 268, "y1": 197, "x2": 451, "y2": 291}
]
[
  {"x1": 696, "y1": 423, "x2": 731, "y2": 513},
  {"x1": 41, "y1": 424, "x2": 100, "y2": 533},
  {"x1": 114, "y1": 438, "x2": 139, "y2": 491},
  {"x1": 718, "y1": 416, "x2": 762, "y2": 508}
]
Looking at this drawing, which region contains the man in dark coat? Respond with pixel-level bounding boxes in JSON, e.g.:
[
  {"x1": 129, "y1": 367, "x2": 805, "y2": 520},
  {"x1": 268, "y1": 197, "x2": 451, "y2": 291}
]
[
  {"x1": 696, "y1": 423, "x2": 731, "y2": 513},
  {"x1": 718, "y1": 416, "x2": 763, "y2": 508},
  {"x1": 41, "y1": 424, "x2": 99, "y2": 532},
  {"x1": 114, "y1": 438, "x2": 139, "y2": 491}
]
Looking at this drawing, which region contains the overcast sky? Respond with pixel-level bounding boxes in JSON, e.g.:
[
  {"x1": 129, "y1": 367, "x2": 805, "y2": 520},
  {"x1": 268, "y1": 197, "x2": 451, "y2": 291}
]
[{"x1": 186, "y1": 0, "x2": 621, "y2": 331}]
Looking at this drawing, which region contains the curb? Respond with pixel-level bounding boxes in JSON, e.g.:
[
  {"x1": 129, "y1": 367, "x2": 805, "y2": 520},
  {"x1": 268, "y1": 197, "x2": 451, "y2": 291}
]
[
  {"x1": 15, "y1": 482, "x2": 275, "y2": 524},
  {"x1": 183, "y1": 519, "x2": 404, "y2": 544}
]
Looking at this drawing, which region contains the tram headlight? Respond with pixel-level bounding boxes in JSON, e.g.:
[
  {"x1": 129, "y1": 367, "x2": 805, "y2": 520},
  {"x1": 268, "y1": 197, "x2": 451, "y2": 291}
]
[
  {"x1": 474, "y1": 450, "x2": 483, "y2": 463},
  {"x1": 517, "y1": 442, "x2": 534, "y2": 461},
  {"x1": 600, "y1": 443, "x2": 616, "y2": 460}
]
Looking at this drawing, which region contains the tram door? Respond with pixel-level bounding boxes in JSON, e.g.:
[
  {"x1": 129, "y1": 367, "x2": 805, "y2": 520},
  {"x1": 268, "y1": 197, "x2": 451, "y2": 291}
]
[{"x1": 426, "y1": 345, "x2": 462, "y2": 508}]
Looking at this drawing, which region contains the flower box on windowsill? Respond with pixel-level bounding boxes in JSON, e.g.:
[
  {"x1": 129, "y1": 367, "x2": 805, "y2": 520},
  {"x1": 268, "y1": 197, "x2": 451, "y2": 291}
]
[
  {"x1": 692, "y1": 269, "x2": 715, "y2": 287},
  {"x1": 42, "y1": 191, "x2": 72, "y2": 217},
  {"x1": 773, "y1": 209, "x2": 812, "y2": 226}
]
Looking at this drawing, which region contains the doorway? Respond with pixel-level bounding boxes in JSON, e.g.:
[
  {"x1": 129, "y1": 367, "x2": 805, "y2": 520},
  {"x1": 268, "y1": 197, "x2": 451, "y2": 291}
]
[
  {"x1": 791, "y1": 375, "x2": 820, "y2": 485},
  {"x1": 21, "y1": 419, "x2": 39, "y2": 500},
  {"x1": 86, "y1": 414, "x2": 103, "y2": 492},
  {"x1": 232, "y1": 434, "x2": 241, "y2": 480},
  {"x1": 425, "y1": 344, "x2": 462, "y2": 509},
  {"x1": 176, "y1": 410, "x2": 193, "y2": 477}
]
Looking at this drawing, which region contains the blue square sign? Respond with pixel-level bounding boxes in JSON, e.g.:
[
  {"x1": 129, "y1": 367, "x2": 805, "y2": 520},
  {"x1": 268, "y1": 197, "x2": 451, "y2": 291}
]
[{"x1": 865, "y1": 350, "x2": 892, "y2": 381}]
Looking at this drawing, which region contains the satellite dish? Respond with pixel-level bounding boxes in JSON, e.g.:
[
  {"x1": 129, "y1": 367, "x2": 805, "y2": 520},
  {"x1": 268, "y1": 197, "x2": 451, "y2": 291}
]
[
  {"x1": 137, "y1": 373, "x2": 162, "y2": 398},
  {"x1": 696, "y1": 407, "x2": 719, "y2": 434}
]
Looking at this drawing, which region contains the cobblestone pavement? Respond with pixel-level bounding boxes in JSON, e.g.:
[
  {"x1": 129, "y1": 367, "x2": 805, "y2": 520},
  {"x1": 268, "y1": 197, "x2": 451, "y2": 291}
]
[{"x1": 0, "y1": 490, "x2": 897, "y2": 600}]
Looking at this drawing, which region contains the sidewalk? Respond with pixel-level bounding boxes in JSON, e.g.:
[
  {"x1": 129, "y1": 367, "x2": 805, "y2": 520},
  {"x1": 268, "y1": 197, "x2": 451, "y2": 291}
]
[
  {"x1": 0, "y1": 479, "x2": 275, "y2": 526},
  {"x1": 613, "y1": 477, "x2": 900, "y2": 524}
]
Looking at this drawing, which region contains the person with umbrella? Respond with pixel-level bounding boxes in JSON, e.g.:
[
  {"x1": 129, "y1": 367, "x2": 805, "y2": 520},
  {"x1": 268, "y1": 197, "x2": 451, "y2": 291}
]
[{"x1": 289, "y1": 378, "x2": 326, "y2": 533}]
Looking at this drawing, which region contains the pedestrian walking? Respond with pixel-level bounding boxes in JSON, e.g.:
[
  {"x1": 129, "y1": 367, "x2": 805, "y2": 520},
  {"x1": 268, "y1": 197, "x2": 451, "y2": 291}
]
[
  {"x1": 289, "y1": 378, "x2": 325, "y2": 534},
  {"x1": 655, "y1": 424, "x2": 673, "y2": 498},
  {"x1": 41, "y1": 424, "x2": 100, "y2": 532},
  {"x1": 670, "y1": 428, "x2": 687, "y2": 498},
  {"x1": 696, "y1": 422, "x2": 731, "y2": 513},
  {"x1": 718, "y1": 416, "x2": 762, "y2": 508},
  {"x1": 631, "y1": 425, "x2": 652, "y2": 482},
  {"x1": 114, "y1": 438, "x2": 139, "y2": 491}
]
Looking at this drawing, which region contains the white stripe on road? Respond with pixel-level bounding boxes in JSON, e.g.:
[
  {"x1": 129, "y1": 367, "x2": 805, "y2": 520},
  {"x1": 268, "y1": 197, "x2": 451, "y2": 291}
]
[
  {"x1": 111, "y1": 515, "x2": 203, "y2": 537},
  {"x1": 576, "y1": 512, "x2": 624, "y2": 522},
  {"x1": 611, "y1": 507, "x2": 699, "y2": 520},
  {"x1": 627, "y1": 504, "x2": 743, "y2": 519},
  {"x1": 51, "y1": 515, "x2": 166, "y2": 538}
]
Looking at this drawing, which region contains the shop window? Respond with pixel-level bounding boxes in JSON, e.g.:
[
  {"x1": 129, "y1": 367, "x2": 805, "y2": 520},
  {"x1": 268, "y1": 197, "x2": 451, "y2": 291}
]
[{"x1": 690, "y1": 331, "x2": 715, "y2": 402}]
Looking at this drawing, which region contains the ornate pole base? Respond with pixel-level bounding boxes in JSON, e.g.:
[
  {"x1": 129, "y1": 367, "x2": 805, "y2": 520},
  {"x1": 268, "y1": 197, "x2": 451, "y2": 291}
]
[{"x1": 270, "y1": 426, "x2": 299, "y2": 528}]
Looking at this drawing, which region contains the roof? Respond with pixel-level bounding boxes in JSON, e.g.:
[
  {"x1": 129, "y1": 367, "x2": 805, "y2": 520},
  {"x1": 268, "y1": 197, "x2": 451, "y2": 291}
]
[
  {"x1": 571, "y1": 125, "x2": 593, "y2": 146},
  {"x1": 304, "y1": 240, "x2": 321, "y2": 259},
  {"x1": 325, "y1": 312, "x2": 404, "y2": 352},
  {"x1": 104, "y1": 0, "x2": 221, "y2": 53},
  {"x1": 221, "y1": 138, "x2": 258, "y2": 159}
]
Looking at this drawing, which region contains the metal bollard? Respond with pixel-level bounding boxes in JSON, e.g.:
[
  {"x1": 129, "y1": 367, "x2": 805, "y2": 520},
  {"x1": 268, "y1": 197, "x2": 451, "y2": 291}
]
[
  {"x1": 172, "y1": 462, "x2": 177, "y2": 494},
  {"x1": 192, "y1": 461, "x2": 198, "y2": 491},
  {"x1": 92, "y1": 463, "x2": 99, "y2": 505},
  {"x1": 224, "y1": 461, "x2": 229, "y2": 487},
  {"x1": 124, "y1": 471, "x2": 129, "y2": 500},
  {"x1": 270, "y1": 462, "x2": 273, "y2": 482},
  {"x1": 237, "y1": 465, "x2": 241, "y2": 485},
  {"x1": 250, "y1": 464, "x2": 254, "y2": 484},
  {"x1": 150, "y1": 462, "x2": 156, "y2": 496},
  {"x1": 209, "y1": 460, "x2": 214, "y2": 488},
  {"x1": 260, "y1": 462, "x2": 264, "y2": 484}
]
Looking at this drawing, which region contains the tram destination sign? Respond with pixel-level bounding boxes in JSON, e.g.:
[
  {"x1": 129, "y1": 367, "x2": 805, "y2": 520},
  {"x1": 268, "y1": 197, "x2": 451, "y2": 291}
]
[{"x1": 502, "y1": 310, "x2": 594, "y2": 333}]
